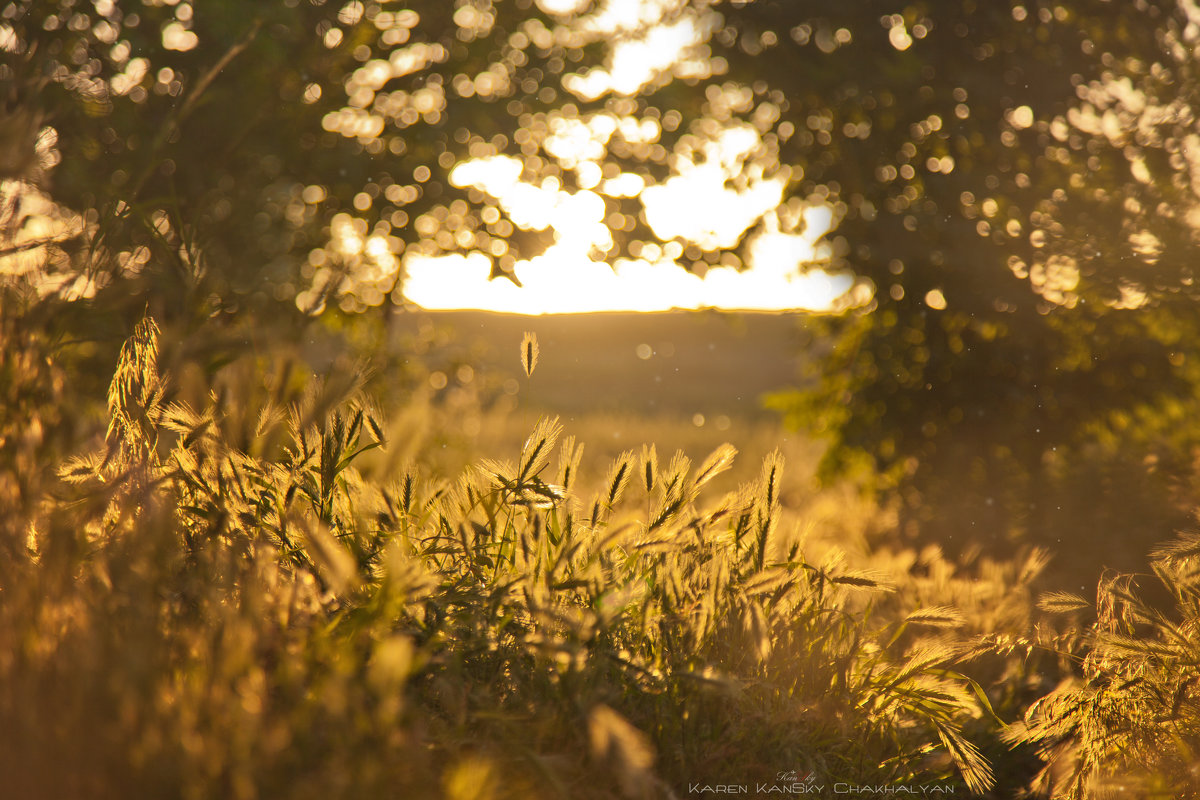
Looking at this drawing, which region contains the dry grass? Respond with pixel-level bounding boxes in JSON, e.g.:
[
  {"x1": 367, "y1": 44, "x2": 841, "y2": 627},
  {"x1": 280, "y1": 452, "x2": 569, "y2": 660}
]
[{"x1": 2, "y1": 310, "x2": 1198, "y2": 798}]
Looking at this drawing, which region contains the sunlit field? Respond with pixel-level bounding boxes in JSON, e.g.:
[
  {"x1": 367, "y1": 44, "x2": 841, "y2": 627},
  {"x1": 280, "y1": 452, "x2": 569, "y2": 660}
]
[{"x1": 6, "y1": 1, "x2": 1200, "y2": 799}]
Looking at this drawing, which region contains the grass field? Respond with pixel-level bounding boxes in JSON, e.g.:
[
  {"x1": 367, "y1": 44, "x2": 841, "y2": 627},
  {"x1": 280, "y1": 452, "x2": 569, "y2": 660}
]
[
  {"x1": 388, "y1": 309, "x2": 809, "y2": 418},
  {"x1": 4, "y1": 307, "x2": 1199, "y2": 799},
  {"x1": 383, "y1": 310, "x2": 1185, "y2": 593},
  {"x1": 379, "y1": 309, "x2": 885, "y2": 559}
]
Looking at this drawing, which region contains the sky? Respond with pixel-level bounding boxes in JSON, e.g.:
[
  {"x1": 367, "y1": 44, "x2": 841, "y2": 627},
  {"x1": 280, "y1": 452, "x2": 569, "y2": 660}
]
[
  {"x1": 401, "y1": 145, "x2": 850, "y2": 314},
  {"x1": 398, "y1": 0, "x2": 852, "y2": 315}
]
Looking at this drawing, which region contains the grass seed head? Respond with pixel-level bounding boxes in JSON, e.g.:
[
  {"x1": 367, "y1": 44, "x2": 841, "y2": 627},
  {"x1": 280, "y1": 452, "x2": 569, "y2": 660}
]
[
  {"x1": 518, "y1": 416, "x2": 561, "y2": 481},
  {"x1": 604, "y1": 451, "x2": 635, "y2": 507},
  {"x1": 557, "y1": 435, "x2": 584, "y2": 492},
  {"x1": 520, "y1": 331, "x2": 539, "y2": 377},
  {"x1": 757, "y1": 449, "x2": 785, "y2": 510},
  {"x1": 694, "y1": 443, "x2": 737, "y2": 490},
  {"x1": 905, "y1": 606, "x2": 967, "y2": 628},
  {"x1": 641, "y1": 443, "x2": 657, "y2": 495},
  {"x1": 1036, "y1": 592, "x2": 1091, "y2": 614}
]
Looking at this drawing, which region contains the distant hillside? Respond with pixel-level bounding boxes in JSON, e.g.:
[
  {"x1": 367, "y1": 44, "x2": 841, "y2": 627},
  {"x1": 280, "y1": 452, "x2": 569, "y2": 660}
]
[{"x1": 389, "y1": 309, "x2": 813, "y2": 419}]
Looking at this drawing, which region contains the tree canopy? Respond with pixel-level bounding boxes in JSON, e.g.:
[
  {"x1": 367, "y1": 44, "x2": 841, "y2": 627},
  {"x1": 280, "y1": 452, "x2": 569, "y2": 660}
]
[{"x1": 706, "y1": 0, "x2": 1200, "y2": 547}]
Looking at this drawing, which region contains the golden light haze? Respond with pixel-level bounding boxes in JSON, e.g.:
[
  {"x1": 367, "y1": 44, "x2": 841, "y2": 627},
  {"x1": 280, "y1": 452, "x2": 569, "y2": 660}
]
[{"x1": 396, "y1": 0, "x2": 849, "y2": 315}]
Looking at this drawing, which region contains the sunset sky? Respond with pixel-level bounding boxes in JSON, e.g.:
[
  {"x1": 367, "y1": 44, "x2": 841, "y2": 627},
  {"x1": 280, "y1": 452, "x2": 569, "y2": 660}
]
[{"x1": 395, "y1": 0, "x2": 852, "y2": 315}]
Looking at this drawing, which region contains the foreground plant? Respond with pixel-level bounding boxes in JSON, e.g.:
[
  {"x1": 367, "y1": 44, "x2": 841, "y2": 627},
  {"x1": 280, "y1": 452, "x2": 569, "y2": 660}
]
[
  {"x1": 0, "y1": 316, "x2": 1033, "y2": 797},
  {"x1": 1006, "y1": 534, "x2": 1200, "y2": 799}
]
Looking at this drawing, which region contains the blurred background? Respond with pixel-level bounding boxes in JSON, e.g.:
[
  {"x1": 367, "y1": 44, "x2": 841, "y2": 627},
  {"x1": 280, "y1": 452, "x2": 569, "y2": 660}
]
[{"x1": 6, "y1": 0, "x2": 1200, "y2": 589}]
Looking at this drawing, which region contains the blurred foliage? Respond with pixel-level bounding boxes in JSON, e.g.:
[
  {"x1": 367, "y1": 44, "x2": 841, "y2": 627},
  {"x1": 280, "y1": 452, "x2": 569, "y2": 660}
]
[
  {"x1": 690, "y1": 0, "x2": 1200, "y2": 555},
  {"x1": 0, "y1": 0, "x2": 592, "y2": 321}
]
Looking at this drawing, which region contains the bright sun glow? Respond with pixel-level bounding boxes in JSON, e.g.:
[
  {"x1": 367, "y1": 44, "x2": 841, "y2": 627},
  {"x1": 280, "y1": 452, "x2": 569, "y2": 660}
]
[
  {"x1": 402, "y1": 123, "x2": 849, "y2": 315},
  {"x1": 394, "y1": 0, "x2": 852, "y2": 315},
  {"x1": 402, "y1": 199, "x2": 847, "y2": 314},
  {"x1": 403, "y1": 238, "x2": 847, "y2": 315},
  {"x1": 563, "y1": 13, "x2": 706, "y2": 100}
]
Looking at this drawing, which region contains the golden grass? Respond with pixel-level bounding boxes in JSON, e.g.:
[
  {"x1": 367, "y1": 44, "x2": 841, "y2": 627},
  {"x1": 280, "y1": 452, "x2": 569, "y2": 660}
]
[{"x1": 3, "y1": 313, "x2": 1198, "y2": 798}]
